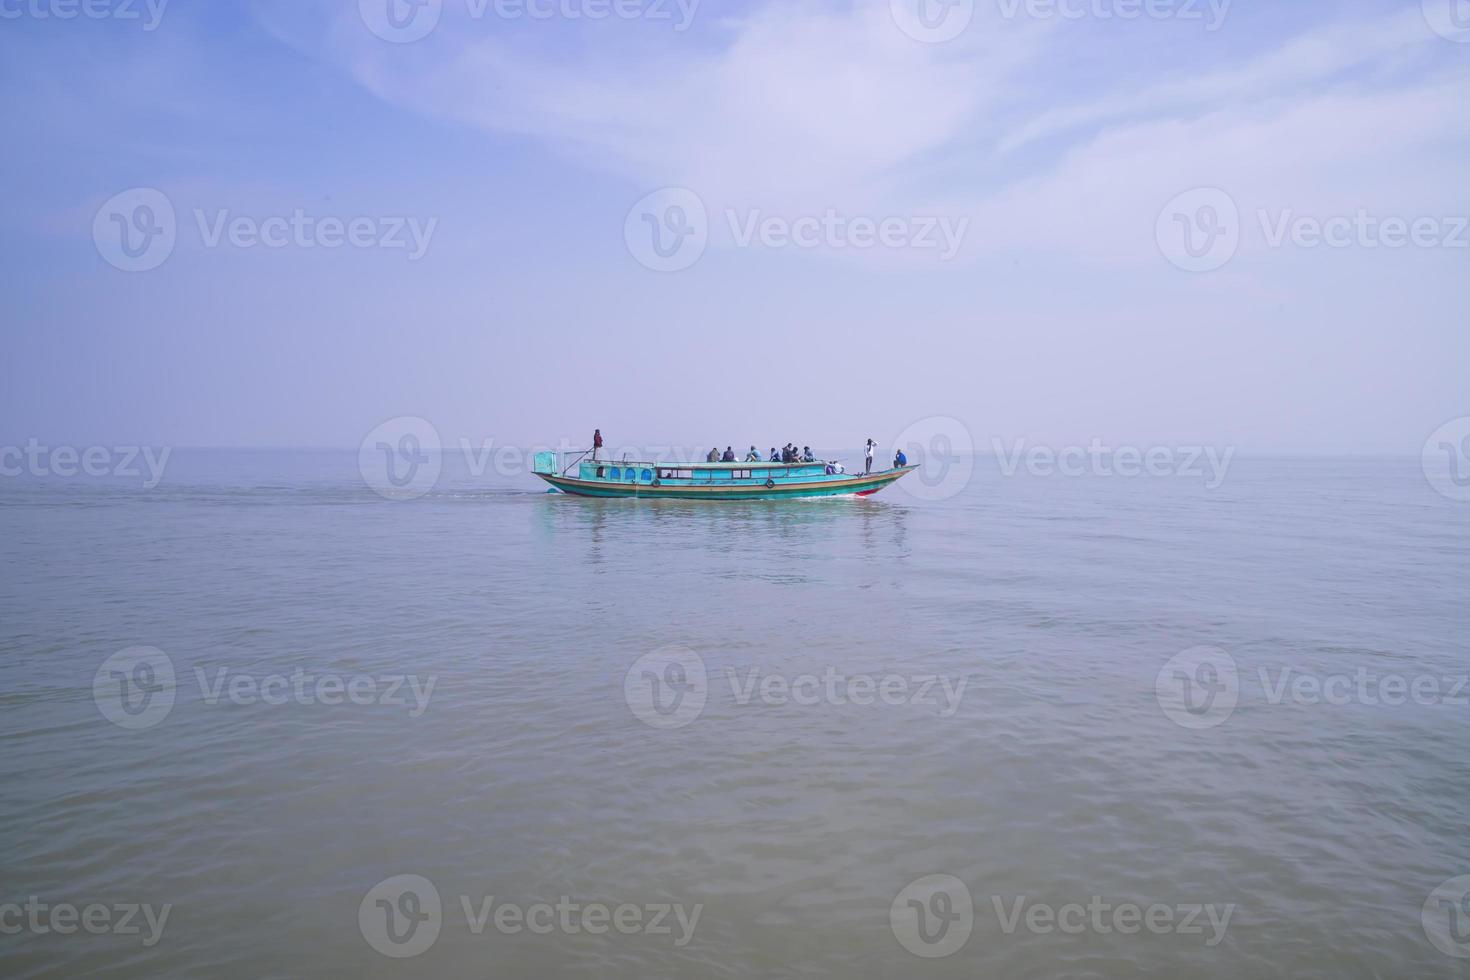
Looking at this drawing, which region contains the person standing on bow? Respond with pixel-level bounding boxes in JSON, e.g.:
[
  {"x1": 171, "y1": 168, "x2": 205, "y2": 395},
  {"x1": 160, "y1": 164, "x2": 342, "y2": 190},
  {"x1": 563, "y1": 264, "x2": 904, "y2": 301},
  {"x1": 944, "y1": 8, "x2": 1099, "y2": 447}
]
[
  {"x1": 592, "y1": 428, "x2": 604, "y2": 461},
  {"x1": 864, "y1": 438, "x2": 877, "y2": 474}
]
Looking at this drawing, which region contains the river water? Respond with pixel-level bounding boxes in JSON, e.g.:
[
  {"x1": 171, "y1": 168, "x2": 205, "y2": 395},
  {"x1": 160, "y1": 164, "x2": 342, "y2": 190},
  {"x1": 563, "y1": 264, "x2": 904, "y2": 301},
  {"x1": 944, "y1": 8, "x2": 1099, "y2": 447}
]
[{"x1": 2, "y1": 450, "x2": 1467, "y2": 978}]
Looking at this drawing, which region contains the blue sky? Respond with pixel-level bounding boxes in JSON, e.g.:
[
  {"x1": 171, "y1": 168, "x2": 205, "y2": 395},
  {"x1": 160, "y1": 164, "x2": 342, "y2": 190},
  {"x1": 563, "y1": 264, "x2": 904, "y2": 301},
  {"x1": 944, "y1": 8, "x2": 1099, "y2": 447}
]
[{"x1": 1, "y1": 0, "x2": 1466, "y2": 452}]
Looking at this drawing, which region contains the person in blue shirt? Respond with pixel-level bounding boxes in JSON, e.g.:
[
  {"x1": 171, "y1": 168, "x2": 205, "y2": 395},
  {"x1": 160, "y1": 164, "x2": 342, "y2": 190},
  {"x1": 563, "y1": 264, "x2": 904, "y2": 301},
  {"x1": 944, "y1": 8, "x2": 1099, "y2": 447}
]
[
  {"x1": 801, "y1": 446, "x2": 815, "y2": 462},
  {"x1": 745, "y1": 446, "x2": 761, "y2": 462},
  {"x1": 893, "y1": 448, "x2": 908, "y2": 468}
]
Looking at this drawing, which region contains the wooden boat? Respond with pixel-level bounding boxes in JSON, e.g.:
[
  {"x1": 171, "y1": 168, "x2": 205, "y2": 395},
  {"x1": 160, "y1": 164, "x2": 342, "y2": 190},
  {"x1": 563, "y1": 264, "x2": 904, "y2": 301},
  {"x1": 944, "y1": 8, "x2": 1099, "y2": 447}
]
[{"x1": 532, "y1": 452, "x2": 915, "y2": 500}]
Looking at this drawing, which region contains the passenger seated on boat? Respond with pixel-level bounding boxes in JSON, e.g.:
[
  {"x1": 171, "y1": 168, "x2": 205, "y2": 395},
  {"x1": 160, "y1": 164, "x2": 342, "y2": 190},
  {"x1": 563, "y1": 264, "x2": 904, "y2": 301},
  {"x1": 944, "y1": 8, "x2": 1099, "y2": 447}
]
[
  {"x1": 746, "y1": 446, "x2": 761, "y2": 462},
  {"x1": 706, "y1": 448, "x2": 720, "y2": 462},
  {"x1": 722, "y1": 447, "x2": 735, "y2": 462},
  {"x1": 894, "y1": 449, "x2": 908, "y2": 468},
  {"x1": 802, "y1": 447, "x2": 815, "y2": 462},
  {"x1": 769, "y1": 448, "x2": 780, "y2": 462}
]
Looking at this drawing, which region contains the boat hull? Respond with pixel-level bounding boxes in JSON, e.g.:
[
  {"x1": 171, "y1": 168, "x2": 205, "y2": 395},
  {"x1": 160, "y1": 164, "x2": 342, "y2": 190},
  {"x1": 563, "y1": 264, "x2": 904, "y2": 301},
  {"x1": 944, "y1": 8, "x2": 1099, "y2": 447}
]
[{"x1": 535, "y1": 466, "x2": 916, "y2": 500}]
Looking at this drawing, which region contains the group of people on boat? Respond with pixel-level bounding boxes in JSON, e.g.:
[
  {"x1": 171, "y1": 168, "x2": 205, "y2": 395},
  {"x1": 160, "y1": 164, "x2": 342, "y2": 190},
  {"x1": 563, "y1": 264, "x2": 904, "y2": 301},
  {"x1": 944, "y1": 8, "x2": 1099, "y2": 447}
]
[
  {"x1": 777, "y1": 444, "x2": 818, "y2": 463},
  {"x1": 591, "y1": 428, "x2": 905, "y2": 473},
  {"x1": 704, "y1": 444, "x2": 817, "y2": 463}
]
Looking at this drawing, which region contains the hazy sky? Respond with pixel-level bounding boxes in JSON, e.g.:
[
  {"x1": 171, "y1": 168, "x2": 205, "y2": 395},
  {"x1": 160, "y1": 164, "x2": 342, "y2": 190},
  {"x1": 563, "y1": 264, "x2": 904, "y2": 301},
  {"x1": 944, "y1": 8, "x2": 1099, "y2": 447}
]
[{"x1": 2, "y1": 0, "x2": 1466, "y2": 453}]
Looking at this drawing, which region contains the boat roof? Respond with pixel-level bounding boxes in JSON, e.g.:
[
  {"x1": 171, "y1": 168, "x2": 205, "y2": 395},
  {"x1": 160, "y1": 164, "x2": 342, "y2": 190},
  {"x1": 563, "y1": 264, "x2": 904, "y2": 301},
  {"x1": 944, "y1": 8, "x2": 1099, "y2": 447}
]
[{"x1": 593, "y1": 459, "x2": 830, "y2": 468}]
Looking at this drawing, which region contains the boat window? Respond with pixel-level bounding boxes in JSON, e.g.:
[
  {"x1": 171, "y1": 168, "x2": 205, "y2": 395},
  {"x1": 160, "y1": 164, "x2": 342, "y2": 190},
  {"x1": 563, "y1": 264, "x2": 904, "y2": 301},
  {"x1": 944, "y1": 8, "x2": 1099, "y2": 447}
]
[
  {"x1": 626, "y1": 468, "x2": 636, "y2": 480},
  {"x1": 596, "y1": 466, "x2": 605, "y2": 478},
  {"x1": 610, "y1": 467, "x2": 621, "y2": 479},
  {"x1": 732, "y1": 469, "x2": 750, "y2": 479},
  {"x1": 641, "y1": 469, "x2": 653, "y2": 481}
]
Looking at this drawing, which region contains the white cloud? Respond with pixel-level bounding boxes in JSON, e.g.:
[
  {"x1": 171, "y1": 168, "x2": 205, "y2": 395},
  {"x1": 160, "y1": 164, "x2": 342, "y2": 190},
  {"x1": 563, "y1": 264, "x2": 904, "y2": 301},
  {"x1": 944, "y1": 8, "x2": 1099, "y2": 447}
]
[{"x1": 257, "y1": 0, "x2": 1470, "y2": 267}]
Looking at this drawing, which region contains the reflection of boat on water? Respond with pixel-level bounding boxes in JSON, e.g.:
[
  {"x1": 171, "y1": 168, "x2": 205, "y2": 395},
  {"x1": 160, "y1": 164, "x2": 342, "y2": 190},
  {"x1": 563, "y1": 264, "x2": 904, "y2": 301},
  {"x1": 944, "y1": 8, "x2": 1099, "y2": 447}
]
[{"x1": 532, "y1": 452, "x2": 915, "y2": 500}]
